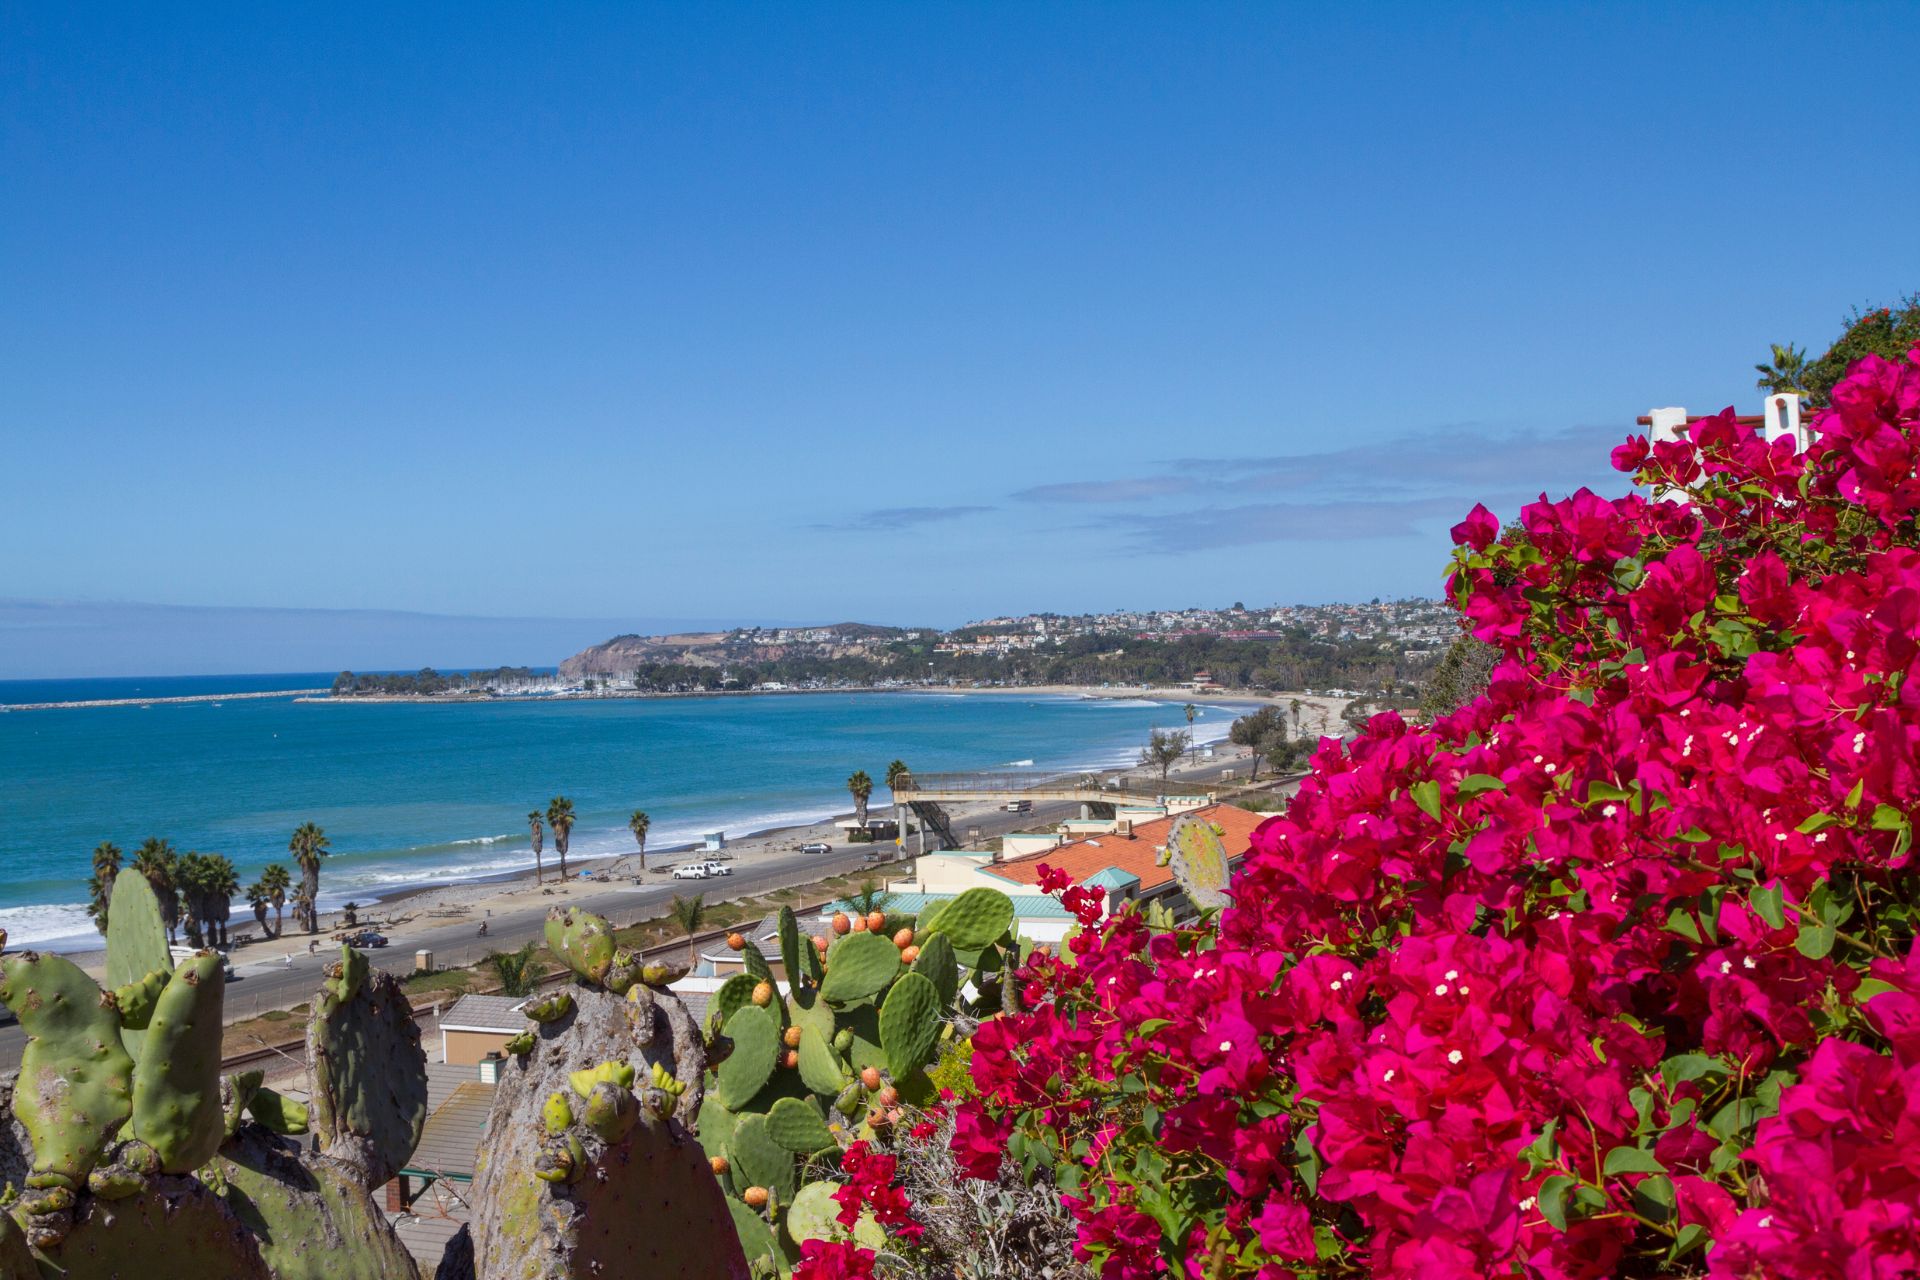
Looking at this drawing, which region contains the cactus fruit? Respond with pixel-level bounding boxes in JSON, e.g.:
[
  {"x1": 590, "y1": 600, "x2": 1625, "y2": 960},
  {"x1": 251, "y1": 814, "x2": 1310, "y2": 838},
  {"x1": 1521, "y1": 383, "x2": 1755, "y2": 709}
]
[
  {"x1": 716, "y1": 1005, "x2": 779, "y2": 1108},
  {"x1": 580, "y1": 1081, "x2": 639, "y2": 1143},
  {"x1": 891, "y1": 927, "x2": 915, "y2": 949},
  {"x1": 726, "y1": 932, "x2": 746, "y2": 951},
  {"x1": 849, "y1": 914, "x2": 867, "y2": 933},
  {"x1": 307, "y1": 947, "x2": 428, "y2": 1189},
  {"x1": 782, "y1": 1024, "x2": 803, "y2": 1048},
  {"x1": 833, "y1": 1027, "x2": 854, "y2": 1054},
  {"x1": 878, "y1": 970, "x2": 941, "y2": 1080},
  {"x1": 0, "y1": 950, "x2": 136, "y2": 1189},
  {"x1": 741, "y1": 1185, "x2": 769, "y2": 1209},
  {"x1": 711, "y1": 1154, "x2": 730, "y2": 1175},
  {"x1": 534, "y1": 1133, "x2": 587, "y2": 1184},
  {"x1": 750, "y1": 981, "x2": 774, "y2": 1008},
  {"x1": 830, "y1": 912, "x2": 850, "y2": 936},
  {"x1": 546, "y1": 907, "x2": 618, "y2": 986},
  {"x1": 859, "y1": 1066, "x2": 883, "y2": 1091},
  {"x1": 568, "y1": 1060, "x2": 636, "y2": 1097},
  {"x1": 544, "y1": 1091, "x2": 575, "y2": 1135},
  {"x1": 103, "y1": 869, "x2": 172, "y2": 1058},
  {"x1": 525, "y1": 990, "x2": 574, "y2": 1023},
  {"x1": 865, "y1": 913, "x2": 886, "y2": 935},
  {"x1": 819, "y1": 930, "x2": 900, "y2": 1007},
  {"x1": 130, "y1": 951, "x2": 227, "y2": 1173}
]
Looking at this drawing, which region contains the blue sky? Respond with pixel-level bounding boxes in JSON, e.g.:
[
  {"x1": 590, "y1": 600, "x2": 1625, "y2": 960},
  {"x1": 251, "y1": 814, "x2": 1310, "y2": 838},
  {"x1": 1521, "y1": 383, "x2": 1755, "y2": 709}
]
[{"x1": 4, "y1": 4, "x2": 1919, "y2": 675}]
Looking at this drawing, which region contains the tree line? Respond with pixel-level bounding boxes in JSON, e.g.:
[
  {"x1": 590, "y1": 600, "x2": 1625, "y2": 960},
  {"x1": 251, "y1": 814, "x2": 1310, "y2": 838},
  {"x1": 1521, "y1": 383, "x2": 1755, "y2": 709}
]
[
  {"x1": 330, "y1": 666, "x2": 539, "y2": 696},
  {"x1": 85, "y1": 820, "x2": 332, "y2": 945}
]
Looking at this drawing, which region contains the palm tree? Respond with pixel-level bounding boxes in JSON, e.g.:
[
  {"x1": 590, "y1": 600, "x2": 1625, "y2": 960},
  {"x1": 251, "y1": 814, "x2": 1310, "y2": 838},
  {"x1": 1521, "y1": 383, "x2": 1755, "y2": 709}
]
[
  {"x1": 669, "y1": 893, "x2": 707, "y2": 967},
  {"x1": 1755, "y1": 341, "x2": 1811, "y2": 396},
  {"x1": 527, "y1": 811, "x2": 545, "y2": 885},
  {"x1": 1183, "y1": 702, "x2": 1198, "y2": 761},
  {"x1": 884, "y1": 760, "x2": 910, "y2": 791},
  {"x1": 628, "y1": 810, "x2": 651, "y2": 875},
  {"x1": 198, "y1": 854, "x2": 239, "y2": 948},
  {"x1": 131, "y1": 838, "x2": 180, "y2": 943},
  {"x1": 175, "y1": 851, "x2": 212, "y2": 947},
  {"x1": 245, "y1": 880, "x2": 273, "y2": 937},
  {"x1": 847, "y1": 771, "x2": 873, "y2": 827},
  {"x1": 845, "y1": 878, "x2": 895, "y2": 919},
  {"x1": 486, "y1": 943, "x2": 541, "y2": 997},
  {"x1": 1289, "y1": 698, "x2": 1304, "y2": 737},
  {"x1": 288, "y1": 822, "x2": 330, "y2": 934},
  {"x1": 86, "y1": 841, "x2": 122, "y2": 935},
  {"x1": 257, "y1": 863, "x2": 291, "y2": 938},
  {"x1": 547, "y1": 798, "x2": 575, "y2": 880}
]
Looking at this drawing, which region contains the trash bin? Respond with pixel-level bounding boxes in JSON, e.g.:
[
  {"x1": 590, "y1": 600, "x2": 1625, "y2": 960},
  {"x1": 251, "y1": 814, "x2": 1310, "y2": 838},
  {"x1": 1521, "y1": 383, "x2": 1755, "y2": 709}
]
[{"x1": 415, "y1": 948, "x2": 433, "y2": 973}]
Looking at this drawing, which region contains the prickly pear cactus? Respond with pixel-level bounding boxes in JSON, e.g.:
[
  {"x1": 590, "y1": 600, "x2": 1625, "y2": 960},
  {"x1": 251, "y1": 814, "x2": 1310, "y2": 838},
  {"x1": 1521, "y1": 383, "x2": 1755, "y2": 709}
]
[
  {"x1": 130, "y1": 952, "x2": 227, "y2": 1173},
  {"x1": 1161, "y1": 812, "x2": 1233, "y2": 912},
  {"x1": 211, "y1": 1124, "x2": 423, "y2": 1280},
  {"x1": 704, "y1": 887, "x2": 1019, "y2": 1270},
  {"x1": 30, "y1": 1172, "x2": 276, "y2": 1279},
  {"x1": 467, "y1": 910, "x2": 745, "y2": 1280},
  {"x1": 307, "y1": 945, "x2": 428, "y2": 1188},
  {"x1": 0, "y1": 950, "x2": 134, "y2": 1191},
  {"x1": 104, "y1": 869, "x2": 172, "y2": 1059},
  {"x1": 544, "y1": 907, "x2": 616, "y2": 986}
]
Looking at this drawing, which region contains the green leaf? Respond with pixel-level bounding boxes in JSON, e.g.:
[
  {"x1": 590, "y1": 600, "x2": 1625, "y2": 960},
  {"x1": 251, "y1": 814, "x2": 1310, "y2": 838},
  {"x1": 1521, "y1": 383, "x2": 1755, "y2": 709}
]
[
  {"x1": 1536, "y1": 1175, "x2": 1576, "y2": 1230},
  {"x1": 1410, "y1": 780, "x2": 1441, "y2": 821},
  {"x1": 1587, "y1": 781, "x2": 1634, "y2": 804},
  {"x1": 1796, "y1": 919, "x2": 1837, "y2": 960},
  {"x1": 1671, "y1": 1222, "x2": 1709, "y2": 1259},
  {"x1": 1796, "y1": 811, "x2": 1842, "y2": 834},
  {"x1": 1632, "y1": 1174, "x2": 1677, "y2": 1224},
  {"x1": 1664, "y1": 907, "x2": 1702, "y2": 944},
  {"x1": 1456, "y1": 773, "x2": 1506, "y2": 797},
  {"x1": 1854, "y1": 977, "x2": 1899, "y2": 1002},
  {"x1": 1658, "y1": 1053, "x2": 1724, "y2": 1087},
  {"x1": 1603, "y1": 1145, "x2": 1667, "y2": 1176},
  {"x1": 1871, "y1": 804, "x2": 1909, "y2": 832},
  {"x1": 1845, "y1": 779, "x2": 1866, "y2": 810},
  {"x1": 1751, "y1": 885, "x2": 1786, "y2": 930}
]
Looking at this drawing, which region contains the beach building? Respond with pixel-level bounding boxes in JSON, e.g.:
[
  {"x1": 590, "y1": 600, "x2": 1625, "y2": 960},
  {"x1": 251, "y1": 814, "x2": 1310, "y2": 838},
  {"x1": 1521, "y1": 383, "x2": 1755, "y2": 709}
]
[
  {"x1": 437, "y1": 994, "x2": 529, "y2": 1066},
  {"x1": 882, "y1": 802, "x2": 1262, "y2": 935}
]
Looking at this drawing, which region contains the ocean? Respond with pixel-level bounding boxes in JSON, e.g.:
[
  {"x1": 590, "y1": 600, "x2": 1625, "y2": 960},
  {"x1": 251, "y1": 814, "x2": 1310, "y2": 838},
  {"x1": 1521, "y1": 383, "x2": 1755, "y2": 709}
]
[{"x1": 0, "y1": 682, "x2": 1249, "y2": 951}]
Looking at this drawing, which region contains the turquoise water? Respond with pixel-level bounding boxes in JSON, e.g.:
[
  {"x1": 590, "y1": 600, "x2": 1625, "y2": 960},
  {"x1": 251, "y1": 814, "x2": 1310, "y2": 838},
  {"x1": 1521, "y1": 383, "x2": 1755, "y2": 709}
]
[{"x1": 0, "y1": 686, "x2": 1247, "y2": 950}]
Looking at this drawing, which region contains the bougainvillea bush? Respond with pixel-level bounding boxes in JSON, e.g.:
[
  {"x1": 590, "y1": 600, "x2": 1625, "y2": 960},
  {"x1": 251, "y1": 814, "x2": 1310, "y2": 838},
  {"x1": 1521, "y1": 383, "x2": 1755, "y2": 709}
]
[{"x1": 925, "y1": 347, "x2": 1920, "y2": 1280}]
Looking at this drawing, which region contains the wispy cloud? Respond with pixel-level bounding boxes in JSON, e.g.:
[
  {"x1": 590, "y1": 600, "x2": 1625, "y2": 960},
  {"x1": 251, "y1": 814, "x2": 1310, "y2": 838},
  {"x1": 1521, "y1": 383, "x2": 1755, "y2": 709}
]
[
  {"x1": 812, "y1": 505, "x2": 996, "y2": 532},
  {"x1": 1011, "y1": 476, "x2": 1200, "y2": 504},
  {"x1": 1112, "y1": 497, "x2": 1467, "y2": 553}
]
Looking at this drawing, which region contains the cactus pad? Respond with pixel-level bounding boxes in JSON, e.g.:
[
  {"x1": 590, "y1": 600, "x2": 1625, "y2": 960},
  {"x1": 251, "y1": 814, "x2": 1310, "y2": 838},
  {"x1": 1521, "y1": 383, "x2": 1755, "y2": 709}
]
[
  {"x1": 725, "y1": 1113, "x2": 795, "y2": 1204},
  {"x1": 776, "y1": 907, "x2": 805, "y2": 992},
  {"x1": 879, "y1": 971, "x2": 942, "y2": 1080},
  {"x1": 103, "y1": 869, "x2": 172, "y2": 1058},
  {"x1": 710, "y1": 973, "x2": 760, "y2": 1032},
  {"x1": 818, "y1": 931, "x2": 900, "y2": 1007},
  {"x1": 716, "y1": 1005, "x2": 780, "y2": 1109},
  {"x1": 727, "y1": 1196, "x2": 782, "y2": 1277},
  {"x1": 465, "y1": 982, "x2": 746, "y2": 1280},
  {"x1": 738, "y1": 941, "x2": 774, "y2": 987},
  {"x1": 246, "y1": 1086, "x2": 310, "y2": 1135},
  {"x1": 1165, "y1": 812, "x2": 1232, "y2": 911},
  {"x1": 307, "y1": 947, "x2": 428, "y2": 1188},
  {"x1": 919, "y1": 886, "x2": 1014, "y2": 950},
  {"x1": 213, "y1": 1125, "x2": 423, "y2": 1280},
  {"x1": 786, "y1": 1179, "x2": 886, "y2": 1251},
  {"x1": 763, "y1": 1097, "x2": 834, "y2": 1155},
  {"x1": 911, "y1": 931, "x2": 958, "y2": 1008},
  {"x1": 0, "y1": 950, "x2": 135, "y2": 1186},
  {"x1": 36, "y1": 1174, "x2": 275, "y2": 1279},
  {"x1": 130, "y1": 951, "x2": 227, "y2": 1173},
  {"x1": 545, "y1": 908, "x2": 617, "y2": 986}
]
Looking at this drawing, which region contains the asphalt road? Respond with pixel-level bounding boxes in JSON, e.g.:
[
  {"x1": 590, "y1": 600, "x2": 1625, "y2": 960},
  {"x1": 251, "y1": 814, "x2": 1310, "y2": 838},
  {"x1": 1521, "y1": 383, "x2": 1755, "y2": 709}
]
[{"x1": 0, "y1": 752, "x2": 1281, "y2": 1073}]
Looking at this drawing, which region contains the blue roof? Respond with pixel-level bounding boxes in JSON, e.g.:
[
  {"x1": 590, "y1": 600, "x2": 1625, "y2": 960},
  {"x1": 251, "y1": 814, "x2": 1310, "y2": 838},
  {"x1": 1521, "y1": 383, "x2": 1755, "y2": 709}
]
[
  {"x1": 824, "y1": 891, "x2": 1072, "y2": 920},
  {"x1": 1084, "y1": 867, "x2": 1141, "y2": 890}
]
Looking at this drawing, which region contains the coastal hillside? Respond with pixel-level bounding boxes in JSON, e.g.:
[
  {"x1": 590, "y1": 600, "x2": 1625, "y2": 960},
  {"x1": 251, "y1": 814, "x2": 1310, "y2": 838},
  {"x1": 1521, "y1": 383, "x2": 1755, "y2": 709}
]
[{"x1": 558, "y1": 624, "x2": 911, "y2": 678}]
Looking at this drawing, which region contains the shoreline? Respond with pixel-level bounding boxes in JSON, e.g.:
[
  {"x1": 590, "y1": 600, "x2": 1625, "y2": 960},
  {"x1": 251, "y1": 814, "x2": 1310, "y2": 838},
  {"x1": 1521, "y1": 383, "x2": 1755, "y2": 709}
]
[
  {"x1": 2, "y1": 688, "x2": 329, "y2": 712},
  {"x1": 296, "y1": 682, "x2": 1304, "y2": 707},
  {"x1": 2, "y1": 687, "x2": 1341, "y2": 956}
]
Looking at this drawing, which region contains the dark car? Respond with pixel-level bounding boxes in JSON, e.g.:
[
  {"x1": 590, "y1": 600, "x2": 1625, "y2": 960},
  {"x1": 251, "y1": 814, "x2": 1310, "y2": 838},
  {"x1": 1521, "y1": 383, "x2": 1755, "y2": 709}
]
[
  {"x1": 346, "y1": 930, "x2": 388, "y2": 948},
  {"x1": 800, "y1": 841, "x2": 834, "y2": 855}
]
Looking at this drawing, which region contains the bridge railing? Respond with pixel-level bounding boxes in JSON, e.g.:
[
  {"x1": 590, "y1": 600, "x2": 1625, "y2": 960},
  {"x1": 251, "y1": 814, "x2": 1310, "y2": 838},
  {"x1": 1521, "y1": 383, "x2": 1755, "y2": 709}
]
[{"x1": 890, "y1": 770, "x2": 1209, "y2": 800}]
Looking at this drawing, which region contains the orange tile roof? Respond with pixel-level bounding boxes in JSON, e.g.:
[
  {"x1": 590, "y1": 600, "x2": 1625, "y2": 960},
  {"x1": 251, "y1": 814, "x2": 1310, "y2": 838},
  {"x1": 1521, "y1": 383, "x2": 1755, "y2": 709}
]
[{"x1": 983, "y1": 803, "x2": 1264, "y2": 893}]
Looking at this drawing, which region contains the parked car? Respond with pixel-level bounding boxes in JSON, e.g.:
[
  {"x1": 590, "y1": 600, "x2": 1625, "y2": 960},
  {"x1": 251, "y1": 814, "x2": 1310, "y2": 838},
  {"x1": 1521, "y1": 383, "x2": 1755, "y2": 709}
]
[
  {"x1": 698, "y1": 860, "x2": 733, "y2": 877},
  {"x1": 800, "y1": 841, "x2": 833, "y2": 855},
  {"x1": 344, "y1": 930, "x2": 388, "y2": 949},
  {"x1": 671, "y1": 863, "x2": 709, "y2": 880}
]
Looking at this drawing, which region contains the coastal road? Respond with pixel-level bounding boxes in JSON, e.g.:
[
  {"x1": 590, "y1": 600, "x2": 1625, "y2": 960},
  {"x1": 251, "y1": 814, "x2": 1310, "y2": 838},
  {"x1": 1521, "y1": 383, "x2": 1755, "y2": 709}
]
[{"x1": 0, "y1": 749, "x2": 1287, "y2": 1072}]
